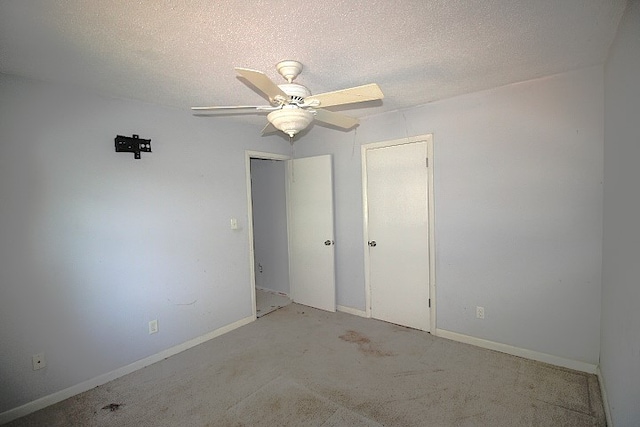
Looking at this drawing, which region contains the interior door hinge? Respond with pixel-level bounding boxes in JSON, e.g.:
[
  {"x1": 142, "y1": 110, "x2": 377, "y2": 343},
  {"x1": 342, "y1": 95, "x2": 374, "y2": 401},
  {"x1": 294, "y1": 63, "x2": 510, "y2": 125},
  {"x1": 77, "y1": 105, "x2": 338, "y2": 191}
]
[
  {"x1": 426, "y1": 157, "x2": 429, "y2": 168},
  {"x1": 428, "y1": 298, "x2": 431, "y2": 308}
]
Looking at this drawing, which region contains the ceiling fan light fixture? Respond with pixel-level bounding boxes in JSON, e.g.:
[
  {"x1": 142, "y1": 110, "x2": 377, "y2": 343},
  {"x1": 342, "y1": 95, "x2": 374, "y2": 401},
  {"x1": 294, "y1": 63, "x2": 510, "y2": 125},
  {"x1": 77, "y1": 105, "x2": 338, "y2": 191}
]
[{"x1": 267, "y1": 108, "x2": 314, "y2": 138}]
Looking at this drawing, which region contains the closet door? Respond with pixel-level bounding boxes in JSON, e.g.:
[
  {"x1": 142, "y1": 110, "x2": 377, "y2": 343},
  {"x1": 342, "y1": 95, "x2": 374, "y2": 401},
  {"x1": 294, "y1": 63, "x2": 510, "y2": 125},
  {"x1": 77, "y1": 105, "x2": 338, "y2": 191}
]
[{"x1": 365, "y1": 141, "x2": 430, "y2": 330}]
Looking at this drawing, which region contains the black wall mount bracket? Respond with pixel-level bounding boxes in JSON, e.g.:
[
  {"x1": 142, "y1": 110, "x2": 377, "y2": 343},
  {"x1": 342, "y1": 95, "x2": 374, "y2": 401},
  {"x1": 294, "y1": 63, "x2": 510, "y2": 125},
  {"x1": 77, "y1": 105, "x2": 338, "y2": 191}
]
[{"x1": 115, "y1": 134, "x2": 151, "y2": 159}]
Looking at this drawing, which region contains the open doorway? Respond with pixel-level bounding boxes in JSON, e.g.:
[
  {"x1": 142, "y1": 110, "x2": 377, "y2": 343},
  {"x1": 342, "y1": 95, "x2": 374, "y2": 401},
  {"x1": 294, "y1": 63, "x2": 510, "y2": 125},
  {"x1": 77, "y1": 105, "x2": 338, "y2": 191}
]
[{"x1": 247, "y1": 153, "x2": 292, "y2": 318}]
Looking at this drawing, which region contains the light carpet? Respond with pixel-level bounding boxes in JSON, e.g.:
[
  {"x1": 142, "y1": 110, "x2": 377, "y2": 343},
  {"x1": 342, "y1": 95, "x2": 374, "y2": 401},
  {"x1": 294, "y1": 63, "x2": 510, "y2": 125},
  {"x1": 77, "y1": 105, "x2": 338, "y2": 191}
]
[{"x1": 5, "y1": 303, "x2": 605, "y2": 426}]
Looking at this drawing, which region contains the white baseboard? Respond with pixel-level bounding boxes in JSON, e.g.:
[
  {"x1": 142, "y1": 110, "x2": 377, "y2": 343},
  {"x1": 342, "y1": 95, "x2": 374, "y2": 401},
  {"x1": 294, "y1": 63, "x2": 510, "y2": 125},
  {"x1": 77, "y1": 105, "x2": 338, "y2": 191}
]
[
  {"x1": 435, "y1": 328, "x2": 598, "y2": 374},
  {"x1": 337, "y1": 305, "x2": 368, "y2": 318},
  {"x1": 596, "y1": 366, "x2": 613, "y2": 426},
  {"x1": 0, "y1": 315, "x2": 255, "y2": 425}
]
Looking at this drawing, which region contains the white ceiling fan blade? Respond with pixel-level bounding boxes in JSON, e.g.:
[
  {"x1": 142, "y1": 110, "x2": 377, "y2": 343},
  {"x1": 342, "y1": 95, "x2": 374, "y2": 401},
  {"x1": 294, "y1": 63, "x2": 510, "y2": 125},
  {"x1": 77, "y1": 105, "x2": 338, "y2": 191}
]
[
  {"x1": 191, "y1": 105, "x2": 273, "y2": 111},
  {"x1": 313, "y1": 109, "x2": 359, "y2": 129},
  {"x1": 235, "y1": 68, "x2": 288, "y2": 103},
  {"x1": 305, "y1": 83, "x2": 384, "y2": 108}
]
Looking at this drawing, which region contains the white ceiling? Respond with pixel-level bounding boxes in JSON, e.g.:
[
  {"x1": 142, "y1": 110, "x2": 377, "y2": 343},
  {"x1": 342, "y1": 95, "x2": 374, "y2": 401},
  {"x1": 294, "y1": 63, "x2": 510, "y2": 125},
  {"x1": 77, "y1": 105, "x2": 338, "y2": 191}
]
[{"x1": 0, "y1": 0, "x2": 627, "y2": 121}]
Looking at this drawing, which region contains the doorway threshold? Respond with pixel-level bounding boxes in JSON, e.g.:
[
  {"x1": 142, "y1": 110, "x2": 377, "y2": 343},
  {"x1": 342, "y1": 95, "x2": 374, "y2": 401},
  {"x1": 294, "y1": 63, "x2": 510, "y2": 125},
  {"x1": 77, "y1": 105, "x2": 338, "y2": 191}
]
[{"x1": 256, "y1": 288, "x2": 291, "y2": 318}]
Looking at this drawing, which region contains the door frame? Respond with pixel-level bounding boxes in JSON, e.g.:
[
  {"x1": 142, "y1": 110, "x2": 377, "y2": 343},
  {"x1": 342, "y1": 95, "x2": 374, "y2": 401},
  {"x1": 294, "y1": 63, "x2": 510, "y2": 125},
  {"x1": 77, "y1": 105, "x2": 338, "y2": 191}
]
[
  {"x1": 245, "y1": 150, "x2": 291, "y2": 319},
  {"x1": 361, "y1": 134, "x2": 436, "y2": 333}
]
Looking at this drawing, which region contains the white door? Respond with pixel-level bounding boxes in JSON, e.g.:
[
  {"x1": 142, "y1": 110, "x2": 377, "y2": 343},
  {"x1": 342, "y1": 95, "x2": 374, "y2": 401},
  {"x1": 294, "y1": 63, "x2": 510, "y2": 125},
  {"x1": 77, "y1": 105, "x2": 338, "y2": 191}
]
[
  {"x1": 365, "y1": 141, "x2": 430, "y2": 330},
  {"x1": 288, "y1": 155, "x2": 336, "y2": 312}
]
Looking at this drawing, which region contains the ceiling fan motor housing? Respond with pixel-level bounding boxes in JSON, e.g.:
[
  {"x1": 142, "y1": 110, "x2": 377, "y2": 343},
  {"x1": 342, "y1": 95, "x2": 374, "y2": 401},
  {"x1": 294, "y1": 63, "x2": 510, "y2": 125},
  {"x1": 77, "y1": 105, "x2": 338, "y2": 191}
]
[{"x1": 278, "y1": 83, "x2": 311, "y2": 105}]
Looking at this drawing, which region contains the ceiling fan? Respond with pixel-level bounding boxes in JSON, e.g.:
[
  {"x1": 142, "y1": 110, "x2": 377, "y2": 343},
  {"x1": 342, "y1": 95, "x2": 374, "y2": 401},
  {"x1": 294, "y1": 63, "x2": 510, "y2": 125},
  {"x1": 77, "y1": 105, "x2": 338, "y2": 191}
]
[{"x1": 191, "y1": 60, "x2": 384, "y2": 139}]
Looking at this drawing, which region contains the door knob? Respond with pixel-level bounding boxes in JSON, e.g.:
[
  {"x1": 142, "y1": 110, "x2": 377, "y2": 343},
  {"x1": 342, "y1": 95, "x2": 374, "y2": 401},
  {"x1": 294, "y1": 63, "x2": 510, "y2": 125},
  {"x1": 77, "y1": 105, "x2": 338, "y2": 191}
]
[
  {"x1": 368, "y1": 241, "x2": 377, "y2": 247},
  {"x1": 324, "y1": 240, "x2": 335, "y2": 246}
]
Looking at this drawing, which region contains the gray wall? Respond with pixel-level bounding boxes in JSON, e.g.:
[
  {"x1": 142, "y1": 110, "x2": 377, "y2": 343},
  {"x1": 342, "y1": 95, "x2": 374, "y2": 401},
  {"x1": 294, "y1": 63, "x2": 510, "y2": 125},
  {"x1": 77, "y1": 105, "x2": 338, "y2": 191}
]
[
  {"x1": 0, "y1": 73, "x2": 289, "y2": 413},
  {"x1": 250, "y1": 158, "x2": 289, "y2": 295},
  {"x1": 297, "y1": 66, "x2": 604, "y2": 365},
  {"x1": 601, "y1": 1, "x2": 640, "y2": 425}
]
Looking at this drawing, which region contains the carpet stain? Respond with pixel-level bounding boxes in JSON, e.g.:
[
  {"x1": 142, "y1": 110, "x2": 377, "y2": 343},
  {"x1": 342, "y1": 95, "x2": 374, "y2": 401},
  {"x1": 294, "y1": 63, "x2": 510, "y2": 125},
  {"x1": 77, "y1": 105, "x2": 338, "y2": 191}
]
[
  {"x1": 101, "y1": 403, "x2": 124, "y2": 412},
  {"x1": 393, "y1": 369, "x2": 433, "y2": 377},
  {"x1": 339, "y1": 330, "x2": 394, "y2": 357},
  {"x1": 340, "y1": 330, "x2": 371, "y2": 345}
]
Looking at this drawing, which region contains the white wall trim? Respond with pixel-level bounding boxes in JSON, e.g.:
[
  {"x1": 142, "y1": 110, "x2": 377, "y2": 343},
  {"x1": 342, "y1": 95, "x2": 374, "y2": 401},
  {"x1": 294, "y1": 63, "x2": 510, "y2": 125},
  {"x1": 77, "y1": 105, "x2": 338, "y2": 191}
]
[
  {"x1": 596, "y1": 366, "x2": 613, "y2": 426},
  {"x1": 337, "y1": 305, "x2": 368, "y2": 318},
  {"x1": 435, "y1": 328, "x2": 598, "y2": 374},
  {"x1": 0, "y1": 315, "x2": 255, "y2": 425}
]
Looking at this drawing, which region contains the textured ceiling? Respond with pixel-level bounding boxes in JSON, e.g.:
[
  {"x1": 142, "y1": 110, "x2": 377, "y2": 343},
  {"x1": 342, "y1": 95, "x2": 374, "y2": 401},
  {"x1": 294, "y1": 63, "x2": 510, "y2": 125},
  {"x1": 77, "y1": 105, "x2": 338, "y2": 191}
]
[{"x1": 0, "y1": 0, "x2": 627, "y2": 122}]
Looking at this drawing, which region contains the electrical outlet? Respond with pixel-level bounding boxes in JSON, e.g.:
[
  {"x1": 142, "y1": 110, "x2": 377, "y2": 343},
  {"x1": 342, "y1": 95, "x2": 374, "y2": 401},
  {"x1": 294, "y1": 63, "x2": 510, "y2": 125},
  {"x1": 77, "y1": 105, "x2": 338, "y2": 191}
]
[
  {"x1": 32, "y1": 353, "x2": 46, "y2": 370},
  {"x1": 476, "y1": 306, "x2": 485, "y2": 319},
  {"x1": 148, "y1": 319, "x2": 158, "y2": 334}
]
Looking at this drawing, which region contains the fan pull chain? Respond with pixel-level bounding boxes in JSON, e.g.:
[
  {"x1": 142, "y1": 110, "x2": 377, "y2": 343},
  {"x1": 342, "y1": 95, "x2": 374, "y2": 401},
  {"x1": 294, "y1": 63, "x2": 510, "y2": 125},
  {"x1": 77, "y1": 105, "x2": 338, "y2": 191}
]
[
  {"x1": 351, "y1": 126, "x2": 358, "y2": 158},
  {"x1": 401, "y1": 111, "x2": 411, "y2": 142},
  {"x1": 290, "y1": 136, "x2": 296, "y2": 182}
]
